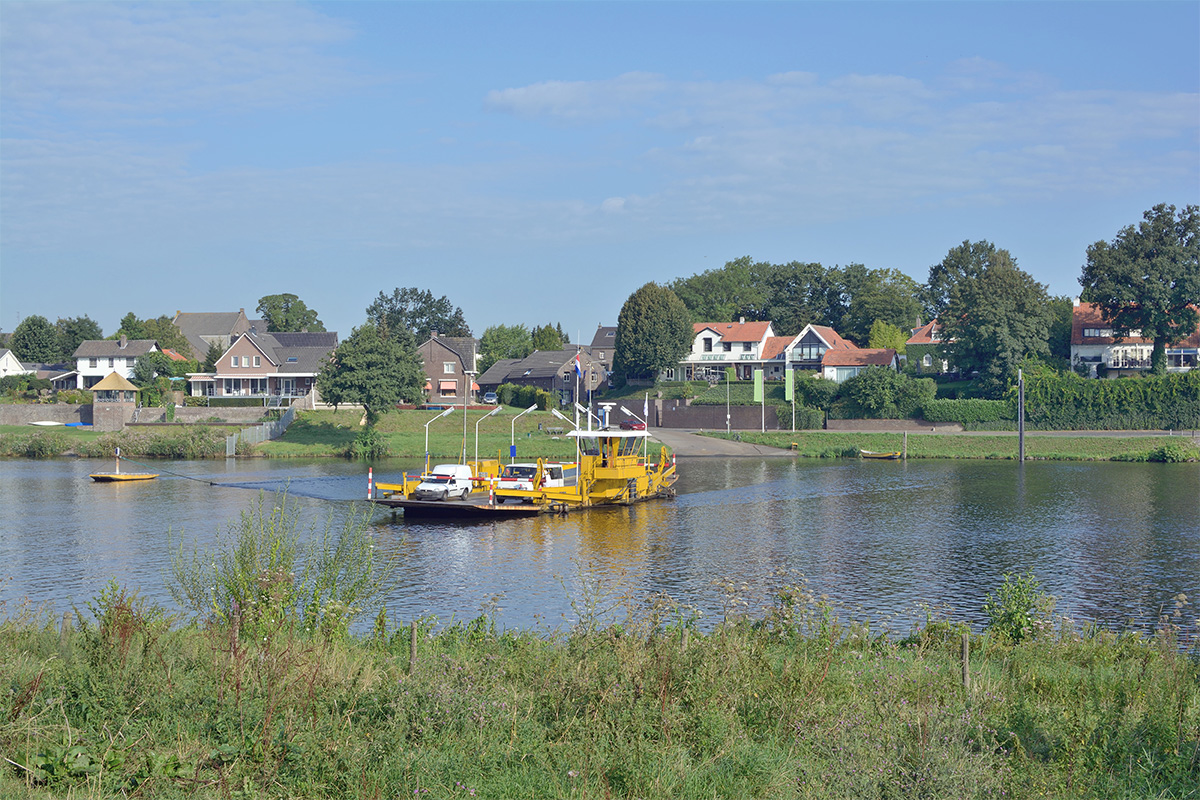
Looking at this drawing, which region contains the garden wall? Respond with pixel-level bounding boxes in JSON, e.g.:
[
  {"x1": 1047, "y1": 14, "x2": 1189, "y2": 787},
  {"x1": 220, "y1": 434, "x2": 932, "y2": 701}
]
[{"x1": 0, "y1": 404, "x2": 91, "y2": 426}]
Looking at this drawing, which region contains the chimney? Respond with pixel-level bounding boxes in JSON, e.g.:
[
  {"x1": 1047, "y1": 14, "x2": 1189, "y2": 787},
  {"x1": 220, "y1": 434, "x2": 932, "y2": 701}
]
[
  {"x1": 119, "y1": 334, "x2": 127, "y2": 349},
  {"x1": 739, "y1": 317, "x2": 745, "y2": 324},
  {"x1": 431, "y1": 330, "x2": 438, "y2": 339}
]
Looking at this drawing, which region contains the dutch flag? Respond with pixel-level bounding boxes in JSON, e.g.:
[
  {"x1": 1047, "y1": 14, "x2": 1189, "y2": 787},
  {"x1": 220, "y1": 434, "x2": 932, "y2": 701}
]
[{"x1": 573, "y1": 353, "x2": 583, "y2": 379}]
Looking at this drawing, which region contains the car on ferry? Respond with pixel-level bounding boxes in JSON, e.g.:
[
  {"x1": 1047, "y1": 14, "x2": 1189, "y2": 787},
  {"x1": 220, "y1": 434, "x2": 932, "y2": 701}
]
[
  {"x1": 414, "y1": 464, "x2": 474, "y2": 501},
  {"x1": 497, "y1": 463, "x2": 565, "y2": 494}
]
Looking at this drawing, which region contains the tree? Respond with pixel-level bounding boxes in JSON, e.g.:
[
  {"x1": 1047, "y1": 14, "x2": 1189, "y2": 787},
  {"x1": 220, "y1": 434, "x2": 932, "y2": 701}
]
[
  {"x1": 257, "y1": 293, "x2": 325, "y2": 333},
  {"x1": 612, "y1": 283, "x2": 693, "y2": 382},
  {"x1": 763, "y1": 261, "x2": 844, "y2": 335},
  {"x1": 478, "y1": 324, "x2": 532, "y2": 374},
  {"x1": 1046, "y1": 296, "x2": 1076, "y2": 368},
  {"x1": 1080, "y1": 203, "x2": 1200, "y2": 375},
  {"x1": 316, "y1": 323, "x2": 424, "y2": 425},
  {"x1": 840, "y1": 265, "x2": 923, "y2": 345},
  {"x1": 868, "y1": 320, "x2": 908, "y2": 353},
  {"x1": 922, "y1": 241, "x2": 1018, "y2": 323},
  {"x1": 531, "y1": 323, "x2": 566, "y2": 351},
  {"x1": 9, "y1": 315, "x2": 60, "y2": 363},
  {"x1": 203, "y1": 341, "x2": 224, "y2": 372},
  {"x1": 132, "y1": 351, "x2": 174, "y2": 386},
  {"x1": 141, "y1": 316, "x2": 194, "y2": 357},
  {"x1": 670, "y1": 256, "x2": 779, "y2": 323},
  {"x1": 940, "y1": 251, "x2": 1053, "y2": 396},
  {"x1": 55, "y1": 315, "x2": 103, "y2": 362},
  {"x1": 115, "y1": 312, "x2": 145, "y2": 341},
  {"x1": 366, "y1": 287, "x2": 471, "y2": 342}
]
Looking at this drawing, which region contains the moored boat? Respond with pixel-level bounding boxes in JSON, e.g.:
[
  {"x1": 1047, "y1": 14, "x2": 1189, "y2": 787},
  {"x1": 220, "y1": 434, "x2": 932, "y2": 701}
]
[
  {"x1": 860, "y1": 450, "x2": 902, "y2": 460},
  {"x1": 89, "y1": 448, "x2": 159, "y2": 482}
]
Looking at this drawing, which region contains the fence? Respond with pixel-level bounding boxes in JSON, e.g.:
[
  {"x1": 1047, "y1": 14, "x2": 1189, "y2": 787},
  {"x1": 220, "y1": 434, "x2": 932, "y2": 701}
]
[{"x1": 225, "y1": 405, "x2": 297, "y2": 456}]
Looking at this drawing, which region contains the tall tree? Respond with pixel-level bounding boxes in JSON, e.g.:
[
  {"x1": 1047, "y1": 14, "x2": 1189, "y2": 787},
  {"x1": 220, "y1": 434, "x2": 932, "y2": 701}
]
[
  {"x1": 257, "y1": 293, "x2": 325, "y2": 333},
  {"x1": 9, "y1": 315, "x2": 60, "y2": 363},
  {"x1": 612, "y1": 283, "x2": 693, "y2": 382},
  {"x1": 203, "y1": 341, "x2": 224, "y2": 372},
  {"x1": 940, "y1": 255, "x2": 1053, "y2": 396},
  {"x1": 115, "y1": 312, "x2": 146, "y2": 341},
  {"x1": 531, "y1": 323, "x2": 566, "y2": 351},
  {"x1": 366, "y1": 287, "x2": 471, "y2": 342},
  {"x1": 316, "y1": 323, "x2": 424, "y2": 425},
  {"x1": 840, "y1": 265, "x2": 923, "y2": 345},
  {"x1": 1046, "y1": 296, "x2": 1076, "y2": 367},
  {"x1": 141, "y1": 316, "x2": 194, "y2": 357},
  {"x1": 923, "y1": 240, "x2": 1013, "y2": 322},
  {"x1": 763, "y1": 261, "x2": 843, "y2": 336},
  {"x1": 478, "y1": 324, "x2": 532, "y2": 374},
  {"x1": 55, "y1": 315, "x2": 103, "y2": 362},
  {"x1": 1079, "y1": 203, "x2": 1200, "y2": 375},
  {"x1": 670, "y1": 256, "x2": 780, "y2": 323},
  {"x1": 868, "y1": 320, "x2": 908, "y2": 353},
  {"x1": 131, "y1": 351, "x2": 174, "y2": 386}
]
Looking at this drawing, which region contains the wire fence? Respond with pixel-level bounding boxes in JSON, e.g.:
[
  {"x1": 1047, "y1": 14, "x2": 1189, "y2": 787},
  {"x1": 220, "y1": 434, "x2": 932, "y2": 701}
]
[{"x1": 225, "y1": 404, "x2": 297, "y2": 456}]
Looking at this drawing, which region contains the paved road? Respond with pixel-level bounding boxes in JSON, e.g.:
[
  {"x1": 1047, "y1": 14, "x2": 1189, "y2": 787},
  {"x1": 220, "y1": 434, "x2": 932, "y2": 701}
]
[{"x1": 649, "y1": 428, "x2": 795, "y2": 457}]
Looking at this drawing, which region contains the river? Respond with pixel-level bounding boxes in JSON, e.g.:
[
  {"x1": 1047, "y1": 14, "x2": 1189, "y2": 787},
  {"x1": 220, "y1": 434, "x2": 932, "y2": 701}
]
[{"x1": 1, "y1": 456, "x2": 1196, "y2": 637}]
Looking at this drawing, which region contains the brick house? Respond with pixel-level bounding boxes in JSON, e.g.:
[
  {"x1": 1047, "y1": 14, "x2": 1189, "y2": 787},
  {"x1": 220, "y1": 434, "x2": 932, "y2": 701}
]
[
  {"x1": 172, "y1": 309, "x2": 264, "y2": 361},
  {"x1": 477, "y1": 349, "x2": 605, "y2": 405},
  {"x1": 905, "y1": 320, "x2": 953, "y2": 375},
  {"x1": 188, "y1": 328, "x2": 338, "y2": 403},
  {"x1": 417, "y1": 333, "x2": 480, "y2": 405}
]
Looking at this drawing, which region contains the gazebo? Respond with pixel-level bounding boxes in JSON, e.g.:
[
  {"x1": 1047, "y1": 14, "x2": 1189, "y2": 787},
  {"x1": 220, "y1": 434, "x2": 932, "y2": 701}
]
[{"x1": 91, "y1": 372, "x2": 140, "y2": 430}]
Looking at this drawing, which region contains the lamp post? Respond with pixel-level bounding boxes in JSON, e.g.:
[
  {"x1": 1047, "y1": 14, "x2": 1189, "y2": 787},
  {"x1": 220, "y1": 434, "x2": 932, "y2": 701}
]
[
  {"x1": 461, "y1": 370, "x2": 476, "y2": 465},
  {"x1": 475, "y1": 404, "x2": 502, "y2": 468},
  {"x1": 574, "y1": 402, "x2": 600, "y2": 430},
  {"x1": 424, "y1": 407, "x2": 454, "y2": 472},
  {"x1": 552, "y1": 407, "x2": 580, "y2": 477},
  {"x1": 620, "y1": 405, "x2": 649, "y2": 462},
  {"x1": 510, "y1": 403, "x2": 538, "y2": 463}
]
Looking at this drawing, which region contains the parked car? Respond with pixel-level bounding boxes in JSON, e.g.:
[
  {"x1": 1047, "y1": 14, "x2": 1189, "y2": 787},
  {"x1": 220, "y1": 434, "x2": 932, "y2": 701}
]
[
  {"x1": 482, "y1": 392, "x2": 498, "y2": 404},
  {"x1": 497, "y1": 463, "x2": 566, "y2": 494},
  {"x1": 619, "y1": 419, "x2": 646, "y2": 430},
  {"x1": 414, "y1": 464, "x2": 474, "y2": 500}
]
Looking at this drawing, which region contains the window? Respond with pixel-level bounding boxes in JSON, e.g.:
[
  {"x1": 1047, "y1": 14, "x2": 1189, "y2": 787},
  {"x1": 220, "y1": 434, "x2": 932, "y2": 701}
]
[
  {"x1": 703, "y1": 338, "x2": 713, "y2": 352},
  {"x1": 108, "y1": 357, "x2": 114, "y2": 368},
  {"x1": 598, "y1": 351, "x2": 604, "y2": 361},
  {"x1": 743, "y1": 342, "x2": 752, "y2": 352},
  {"x1": 286, "y1": 356, "x2": 298, "y2": 363},
  {"x1": 722, "y1": 342, "x2": 732, "y2": 352},
  {"x1": 253, "y1": 356, "x2": 260, "y2": 367},
  {"x1": 923, "y1": 354, "x2": 933, "y2": 368},
  {"x1": 89, "y1": 358, "x2": 98, "y2": 369},
  {"x1": 230, "y1": 356, "x2": 238, "y2": 368},
  {"x1": 443, "y1": 362, "x2": 455, "y2": 374},
  {"x1": 438, "y1": 380, "x2": 457, "y2": 398},
  {"x1": 241, "y1": 356, "x2": 249, "y2": 367},
  {"x1": 797, "y1": 344, "x2": 824, "y2": 361}
]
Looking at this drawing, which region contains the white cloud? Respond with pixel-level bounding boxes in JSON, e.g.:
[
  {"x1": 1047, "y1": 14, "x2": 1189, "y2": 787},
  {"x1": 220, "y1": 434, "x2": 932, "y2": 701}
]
[{"x1": 484, "y1": 72, "x2": 668, "y2": 121}]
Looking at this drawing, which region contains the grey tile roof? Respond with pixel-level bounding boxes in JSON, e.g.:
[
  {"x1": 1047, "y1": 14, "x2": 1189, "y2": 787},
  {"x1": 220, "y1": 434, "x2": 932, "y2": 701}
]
[
  {"x1": 479, "y1": 350, "x2": 604, "y2": 384},
  {"x1": 590, "y1": 326, "x2": 617, "y2": 348},
  {"x1": 73, "y1": 339, "x2": 159, "y2": 358},
  {"x1": 235, "y1": 331, "x2": 338, "y2": 374},
  {"x1": 477, "y1": 358, "x2": 522, "y2": 385}
]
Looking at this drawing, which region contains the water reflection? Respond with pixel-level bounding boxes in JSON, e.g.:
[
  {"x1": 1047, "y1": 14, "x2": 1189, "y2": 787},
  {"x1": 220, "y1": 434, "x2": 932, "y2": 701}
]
[{"x1": 0, "y1": 456, "x2": 1196, "y2": 637}]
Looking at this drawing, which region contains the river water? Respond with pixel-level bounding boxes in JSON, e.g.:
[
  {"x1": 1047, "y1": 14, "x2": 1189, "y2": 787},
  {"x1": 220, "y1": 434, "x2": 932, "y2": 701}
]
[{"x1": 1, "y1": 456, "x2": 1197, "y2": 637}]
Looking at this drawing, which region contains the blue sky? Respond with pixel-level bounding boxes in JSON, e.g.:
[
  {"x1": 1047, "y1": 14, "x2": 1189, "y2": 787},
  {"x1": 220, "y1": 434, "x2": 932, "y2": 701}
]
[{"x1": 2, "y1": 1, "x2": 1197, "y2": 343}]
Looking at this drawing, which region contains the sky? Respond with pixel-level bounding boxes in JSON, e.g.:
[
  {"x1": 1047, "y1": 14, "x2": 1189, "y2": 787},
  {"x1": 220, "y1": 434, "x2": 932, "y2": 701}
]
[{"x1": 2, "y1": 1, "x2": 1197, "y2": 344}]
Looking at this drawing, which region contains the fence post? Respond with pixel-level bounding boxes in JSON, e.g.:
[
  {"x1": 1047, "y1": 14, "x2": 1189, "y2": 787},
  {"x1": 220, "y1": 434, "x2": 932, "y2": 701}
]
[{"x1": 409, "y1": 621, "x2": 418, "y2": 674}]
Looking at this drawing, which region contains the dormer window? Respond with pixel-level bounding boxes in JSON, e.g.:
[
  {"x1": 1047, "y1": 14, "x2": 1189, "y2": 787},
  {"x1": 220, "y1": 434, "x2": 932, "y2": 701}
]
[{"x1": 703, "y1": 338, "x2": 713, "y2": 352}]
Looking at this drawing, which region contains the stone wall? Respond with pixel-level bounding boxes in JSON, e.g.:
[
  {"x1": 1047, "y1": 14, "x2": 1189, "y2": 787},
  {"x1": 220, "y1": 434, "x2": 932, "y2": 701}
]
[
  {"x1": 0, "y1": 404, "x2": 91, "y2": 426},
  {"x1": 826, "y1": 419, "x2": 963, "y2": 433},
  {"x1": 658, "y1": 401, "x2": 789, "y2": 430}
]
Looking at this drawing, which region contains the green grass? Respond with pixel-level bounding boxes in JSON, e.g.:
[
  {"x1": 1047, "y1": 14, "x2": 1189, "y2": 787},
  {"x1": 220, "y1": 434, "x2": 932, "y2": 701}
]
[
  {"x1": 1, "y1": 584, "x2": 1196, "y2": 799},
  {"x1": 704, "y1": 430, "x2": 1199, "y2": 461},
  {"x1": 258, "y1": 408, "x2": 583, "y2": 461}
]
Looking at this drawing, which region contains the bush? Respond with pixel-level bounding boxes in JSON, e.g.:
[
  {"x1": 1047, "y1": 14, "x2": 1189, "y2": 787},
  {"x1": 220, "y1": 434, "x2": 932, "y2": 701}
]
[
  {"x1": 774, "y1": 404, "x2": 824, "y2": 430},
  {"x1": 344, "y1": 427, "x2": 390, "y2": 460},
  {"x1": 1019, "y1": 370, "x2": 1200, "y2": 430},
  {"x1": 831, "y1": 369, "x2": 935, "y2": 419},
  {"x1": 922, "y1": 398, "x2": 1014, "y2": 424},
  {"x1": 983, "y1": 571, "x2": 1056, "y2": 643},
  {"x1": 497, "y1": 383, "x2": 557, "y2": 410}
]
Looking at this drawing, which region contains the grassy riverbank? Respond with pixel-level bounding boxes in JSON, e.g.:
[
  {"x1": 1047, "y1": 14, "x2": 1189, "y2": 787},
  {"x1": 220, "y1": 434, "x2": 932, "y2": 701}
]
[
  {"x1": 703, "y1": 430, "x2": 1200, "y2": 462},
  {"x1": 2, "y1": 590, "x2": 1197, "y2": 799},
  {"x1": 0, "y1": 424, "x2": 231, "y2": 459}
]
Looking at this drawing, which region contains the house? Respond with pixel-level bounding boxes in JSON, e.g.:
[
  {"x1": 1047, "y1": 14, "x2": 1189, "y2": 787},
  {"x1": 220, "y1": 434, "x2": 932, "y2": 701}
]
[
  {"x1": 820, "y1": 348, "x2": 900, "y2": 383},
  {"x1": 188, "y1": 328, "x2": 337, "y2": 403},
  {"x1": 906, "y1": 320, "x2": 953, "y2": 374},
  {"x1": 90, "y1": 371, "x2": 141, "y2": 431},
  {"x1": 0, "y1": 348, "x2": 33, "y2": 379},
  {"x1": 675, "y1": 319, "x2": 775, "y2": 381},
  {"x1": 786, "y1": 324, "x2": 857, "y2": 373},
  {"x1": 589, "y1": 325, "x2": 617, "y2": 373},
  {"x1": 477, "y1": 349, "x2": 605, "y2": 405},
  {"x1": 172, "y1": 309, "x2": 264, "y2": 361},
  {"x1": 417, "y1": 332, "x2": 480, "y2": 405},
  {"x1": 1070, "y1": 300, "x2": 1199, "y2": 377},
  {"x1": 72, "y1": 336, "x2": 159, "y2": 389}
]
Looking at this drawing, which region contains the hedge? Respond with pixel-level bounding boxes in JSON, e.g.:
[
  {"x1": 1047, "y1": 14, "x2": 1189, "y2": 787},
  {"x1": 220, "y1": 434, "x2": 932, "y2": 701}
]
[
  {"x1": 921, "y1": 398, "x2": 1014, "y2": 424},
  {"x1": 1019, "y1": 370, "x2": 1200, "y2": 430}
]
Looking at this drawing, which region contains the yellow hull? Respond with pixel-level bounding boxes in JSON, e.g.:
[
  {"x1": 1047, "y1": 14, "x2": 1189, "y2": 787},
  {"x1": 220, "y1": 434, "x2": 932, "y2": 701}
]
[{"x1": 90, "y1": 473, "x2": 159, "y2": 482}]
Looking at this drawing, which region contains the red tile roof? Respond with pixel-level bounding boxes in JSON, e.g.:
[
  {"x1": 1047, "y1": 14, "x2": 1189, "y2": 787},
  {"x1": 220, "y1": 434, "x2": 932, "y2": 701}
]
[
  {"x1": 760, "y1": 336, "x2": 791, "y2": 360},
  {"x1": 822, "y1": 348, "x2": 897, "y2": 367},
  {"x1": 694, "y1": 321, "x2": 772, "y2": 343},
  {"x1": 808, "y1": 325, "x2": 857, "y2": 350},
  {"x1": 906, "y1": 320, "x2": 944, "y2": 345},
  {"x1": 1072, "y1": 302, "x2": 1200, "y2": 347}
]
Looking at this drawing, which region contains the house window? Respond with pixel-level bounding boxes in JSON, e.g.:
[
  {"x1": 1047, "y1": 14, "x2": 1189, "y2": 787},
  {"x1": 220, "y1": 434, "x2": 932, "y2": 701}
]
[
  {"x1": 438, "y1": 380, "x2": 457, "y2": 398},
  {"x1": 443, "y1": 362, "x2": 455, "y2": 374},
  {"x1": 703, "y1": 338, "x2": 713, "y2": 352},
  {"x1": 89, "y1": 358, "x2": 98, "y2": 369},
  {"x1": 723, "y1": 342, "x2": 732, "y2": 352},
  {"x1": 253, "y1": 356, "x2": 260, "y2": 367},
  {"x1": 743, "y1": 342, "x2": 752, "y2": 352},
  {"x1": 598, "y1": 352, "x2": 604, "y2": 361},
  {"x1": 797, "y1": 344, "x2": 824, "y2": 361},
  {"x1": 108, "y1": 357, "x2": 114, "y2": 368},
  {"x1": 230, "y1": 356, "x2": 238, "y2": 368},
  {"x1": 923, "y1": 354, "x2": 933, "y2": 368}
]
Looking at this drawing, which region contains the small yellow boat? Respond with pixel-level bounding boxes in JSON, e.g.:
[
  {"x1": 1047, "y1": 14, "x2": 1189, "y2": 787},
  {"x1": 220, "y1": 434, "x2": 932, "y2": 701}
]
[
  {"x1": 860, "y1": 450, "x2": 902, "y2": 460},
  {"x1": 89, "y1": 448, "x2": 159, "y2": 482}
]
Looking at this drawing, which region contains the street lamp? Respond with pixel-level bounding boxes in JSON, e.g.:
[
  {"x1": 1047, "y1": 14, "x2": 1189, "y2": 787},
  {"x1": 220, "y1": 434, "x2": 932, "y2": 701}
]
[
  {"x1": 424, "y1": 406, "x2": 454, "y2": 472},
  {"x1": 475, "y1": 404, "x2": 502, "y2": 468},
  {"x1": 574, "y1": 402, "x2": 601, "y2": 430},
  {"x1": 550, "y1": 407, "x2": 578, "y2": 429},
  {"x1": 510, "y1": 403, "x2": 538, "y2": 462},
  {"x1": 461, "y1": 370, "x2": 476, "y2": 465}
]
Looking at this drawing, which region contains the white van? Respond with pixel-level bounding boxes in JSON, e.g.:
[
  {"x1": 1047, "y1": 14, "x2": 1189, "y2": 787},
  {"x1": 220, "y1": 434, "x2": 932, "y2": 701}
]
[
  {"x1": 414, "y1": 464, "x2": 474, "y2": 500},
  {"x1": 497, "y1": 463, "x2": 565, "y2": 493}
]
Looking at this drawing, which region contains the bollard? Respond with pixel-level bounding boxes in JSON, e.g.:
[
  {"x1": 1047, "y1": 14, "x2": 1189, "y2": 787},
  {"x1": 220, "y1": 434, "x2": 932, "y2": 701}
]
[{"x1": 367, "y1": 467, "x2": 373, "y2": 500}]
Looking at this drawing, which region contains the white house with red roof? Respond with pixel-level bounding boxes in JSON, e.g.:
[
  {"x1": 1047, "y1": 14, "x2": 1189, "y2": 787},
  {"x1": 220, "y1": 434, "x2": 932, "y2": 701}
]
[
  {"x1": 676, "y1": 319, "x2": 776, "y2": 380},
  {"x1": 1070, "y1": 300, "x2": 1199, "y2": 377}
]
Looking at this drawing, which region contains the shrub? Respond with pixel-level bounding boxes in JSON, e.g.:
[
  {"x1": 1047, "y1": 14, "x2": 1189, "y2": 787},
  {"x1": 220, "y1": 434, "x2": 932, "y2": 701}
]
[
  {"x1": 922, "y1": 398, "x2": 1014, "y2": 424},
  {"x1": 1147, "y1": 441, "x2": 1200, "y2": 463},
  {"x1": 345, "y1": 427, "x2": 390, "y2": 460},
  {"x1": 774, "y1": 404, "x2": 824, "y2": 430},
  {"x1": 983, "y1": 571, "x2": 1056, "y2": 643}
]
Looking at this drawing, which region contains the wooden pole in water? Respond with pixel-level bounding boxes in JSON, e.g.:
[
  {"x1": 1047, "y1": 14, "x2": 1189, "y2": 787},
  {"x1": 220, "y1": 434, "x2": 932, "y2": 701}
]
[
  {"x1": 903, "y1": 431, "x2": 908, "y2": 460},
  {"x1": 1018, "y1": 369, "x2": 1025, "y2": 462}
]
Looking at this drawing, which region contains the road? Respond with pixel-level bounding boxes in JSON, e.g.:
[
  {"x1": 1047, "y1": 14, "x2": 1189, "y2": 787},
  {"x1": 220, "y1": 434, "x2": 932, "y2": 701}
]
[{"x1": 649, "y1": 428, "x2": 796, "y2": 457}]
